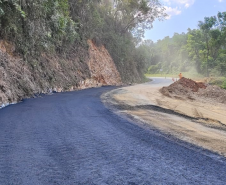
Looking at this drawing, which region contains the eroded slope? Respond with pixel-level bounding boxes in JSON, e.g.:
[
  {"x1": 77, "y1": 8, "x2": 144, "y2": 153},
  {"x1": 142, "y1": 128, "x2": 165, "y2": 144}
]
[{"x1": 0, "y1": 40, "x2": 122, "y2": 107}]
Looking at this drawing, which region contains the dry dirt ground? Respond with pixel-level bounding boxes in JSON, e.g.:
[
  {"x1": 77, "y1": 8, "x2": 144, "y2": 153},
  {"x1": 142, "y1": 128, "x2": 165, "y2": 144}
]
[{"x1": 103, "y1": 78, "x2": 226, "y2": 157}]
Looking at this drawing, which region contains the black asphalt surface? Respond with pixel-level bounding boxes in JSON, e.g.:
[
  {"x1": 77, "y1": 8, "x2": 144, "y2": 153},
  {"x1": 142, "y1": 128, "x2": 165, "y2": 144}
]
[{"x1": 0, "y1": 79, "x2": 226, "y2": 184}]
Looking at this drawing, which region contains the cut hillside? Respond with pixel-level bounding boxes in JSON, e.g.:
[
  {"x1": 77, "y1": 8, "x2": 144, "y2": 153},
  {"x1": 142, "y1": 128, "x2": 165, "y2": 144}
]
[
  {"x1": 0, "y1": 40, "x2": 122, "y2": 107},
  {"x1": 0, "y1": 0, "x2": 165, "y2": 108}
]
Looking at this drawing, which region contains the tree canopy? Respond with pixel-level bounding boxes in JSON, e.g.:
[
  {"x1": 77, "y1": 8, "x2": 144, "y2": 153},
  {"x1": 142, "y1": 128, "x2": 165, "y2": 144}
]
[
  {"x1": 0, "y1": 0, "x2": 166, "y2": 83},
  {"x1": 142, "y1": 12, "x2": 226, "y2": 77}
]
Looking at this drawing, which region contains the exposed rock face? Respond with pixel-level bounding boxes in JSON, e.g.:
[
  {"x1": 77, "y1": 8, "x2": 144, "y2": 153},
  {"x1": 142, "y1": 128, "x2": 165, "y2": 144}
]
[
  {"x1": 79, "y1": 40, "x2": 122, "y2": 89},
  {"x1": 88, "y1": 40, "x2": 121, "y2": 85},
  {"x1": 0, "y1": 40, "x2": 122, "y2": 107}
]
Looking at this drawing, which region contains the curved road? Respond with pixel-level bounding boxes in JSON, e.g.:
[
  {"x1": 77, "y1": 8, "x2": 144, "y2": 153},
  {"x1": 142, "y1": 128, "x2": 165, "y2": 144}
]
[{"x1": 0, "y1": 78, "x2": 226, "y2": 184}]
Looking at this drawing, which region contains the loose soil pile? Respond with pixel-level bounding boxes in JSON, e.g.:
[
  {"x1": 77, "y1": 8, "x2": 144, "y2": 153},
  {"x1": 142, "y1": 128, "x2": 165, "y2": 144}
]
[
  {"x1": 160, "y1": 77, "x2": 226, "y2": 104},
  {"x1": 197, "y1": 85, "x2": 226, "y2": 104}
]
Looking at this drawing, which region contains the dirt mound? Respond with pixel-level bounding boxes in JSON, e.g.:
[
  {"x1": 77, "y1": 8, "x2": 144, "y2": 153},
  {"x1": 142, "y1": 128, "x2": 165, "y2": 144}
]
[
  {"x1": 160, "y1": 77, "x2": 226, "y2": 104},
  {"x1": 160, "y1": 77, "x2": 206, "y2": 99},
  {"x1": 197, "y1": 85, "x2": 226, "y2": 104},
  {"x1": 171, "y1": 77, "x2": 206, "y2": 92}
]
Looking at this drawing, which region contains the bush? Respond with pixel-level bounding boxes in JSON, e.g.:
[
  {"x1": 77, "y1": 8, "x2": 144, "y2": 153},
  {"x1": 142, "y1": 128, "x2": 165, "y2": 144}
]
[
  {"x1": 222, "y1": 80, "x2": 226, "y2": 89},
  {"x1": 0, "y1": 0, "x2": 78, "y2": 57}
]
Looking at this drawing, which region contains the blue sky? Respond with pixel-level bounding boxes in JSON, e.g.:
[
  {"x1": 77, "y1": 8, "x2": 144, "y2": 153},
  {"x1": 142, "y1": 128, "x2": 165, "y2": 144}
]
[{"x1": 145, "y1": 0, "x2": 226, "y2": 42}]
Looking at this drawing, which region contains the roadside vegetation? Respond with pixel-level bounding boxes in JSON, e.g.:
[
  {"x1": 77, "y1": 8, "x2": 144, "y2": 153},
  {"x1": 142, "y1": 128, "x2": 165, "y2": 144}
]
[
  {"x1": 145, "y1": 71, "x2": 204, "y2": 80},
  {"x1": 0, "y1": 0, "x2": 166, "y2": 83},
  {"x1": 140, "y1": 12, "x2": 226, "y2": 87},
  {"x1": 221, "y1": 78, "x2": 226, "y2": 89}
]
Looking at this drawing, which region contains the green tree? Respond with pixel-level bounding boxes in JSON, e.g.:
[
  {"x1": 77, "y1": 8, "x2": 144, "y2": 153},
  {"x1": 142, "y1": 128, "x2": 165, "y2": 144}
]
[
  {"x1": 0, "y1": 0, "x2": 78, "y2": 56},
  {"x1": 146, "y1": 11, "x2": 226, "y2": 78}
]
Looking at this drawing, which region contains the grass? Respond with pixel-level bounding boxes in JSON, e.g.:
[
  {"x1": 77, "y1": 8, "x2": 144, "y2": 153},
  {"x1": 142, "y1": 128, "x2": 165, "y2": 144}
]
[
  {"x1": 209, "y1": 77, "x2": 226, "y2": 88},
  {"x1": 222, "y1": 80, "x2": 226, "y2": 89},
  {"x1": 145, "y1": 73, "x2": 226, "y2": 89},
  {"x1": 145, "y1": 73, "x2": 204, "y2": 80}
]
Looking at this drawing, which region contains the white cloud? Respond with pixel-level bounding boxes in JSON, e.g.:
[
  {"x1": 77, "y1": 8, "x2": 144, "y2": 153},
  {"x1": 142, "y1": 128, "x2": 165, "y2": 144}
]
[
  {"x1": 164, "y1": 6, "x2": 182, "y2": 19},
  {"x1": 162, "y1": 0, "x2": 171, "y2": 5},
  {"x1": 162, "y1": 0, "x2": 195, "y2": 8},
  {"x1": 185, "y1": 3, "x2": 190, "y2": 7},
  {"x1": 218, "y1": 0, "x2": 223, "y2": 2}
]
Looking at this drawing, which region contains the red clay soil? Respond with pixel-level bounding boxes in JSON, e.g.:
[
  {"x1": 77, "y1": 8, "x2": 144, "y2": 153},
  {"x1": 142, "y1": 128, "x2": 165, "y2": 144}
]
[
  {"x1": 170, "y1": 77, "x2": 206, "y2": 92},
  {"x1": 160, "y1": 77, "x2": 207, "y2": 99},
  {"x1": 160, "y1": 77, "x2": 226, "y2": 104}
]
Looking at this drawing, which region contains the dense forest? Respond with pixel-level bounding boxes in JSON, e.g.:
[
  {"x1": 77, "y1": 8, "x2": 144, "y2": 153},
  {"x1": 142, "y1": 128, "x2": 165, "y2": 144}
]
[
  {"x1": 142, "y1": 12, "x2": 226, "y2": 78},
  {"x1": 0, "y1": 0, "x2": 165, "y2": 83}
]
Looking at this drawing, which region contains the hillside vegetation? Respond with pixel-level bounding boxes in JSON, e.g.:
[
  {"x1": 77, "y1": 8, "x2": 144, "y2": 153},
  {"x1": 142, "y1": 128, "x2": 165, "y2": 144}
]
[
  {"x1": 0, "y1": 0, "x2": 165, "y2": 106},
  {"x1": 0, "y1": 0, "x2": 165, "y2": 82},
  {"x1": 141, "y1": 12, "x2": 226, "y2": 85}
]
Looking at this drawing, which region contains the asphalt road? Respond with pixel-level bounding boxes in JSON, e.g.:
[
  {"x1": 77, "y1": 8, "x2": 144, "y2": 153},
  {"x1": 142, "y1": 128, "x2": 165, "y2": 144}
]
[
  {"x1": 145, "y1": 77, "x2": 174, "y2": 87},
  {"x1": 0, "y1": 80, "x2": 226, "y2": 184}
]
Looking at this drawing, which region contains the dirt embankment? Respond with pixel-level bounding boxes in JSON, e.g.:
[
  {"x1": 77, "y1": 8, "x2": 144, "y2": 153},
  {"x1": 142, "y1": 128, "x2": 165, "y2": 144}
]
[
  {"x1": 158, "y1": 77, "x2": 226, "y2": 126},
  {"x1": 103, "y1": 78, "x2": 226, "y2": 157},
  {"x1": 0, "y1": 40, "x2": 122, "y2": 107},
  {"x1": 161, "y1": 77, "x2": 226, "y2": 104}
]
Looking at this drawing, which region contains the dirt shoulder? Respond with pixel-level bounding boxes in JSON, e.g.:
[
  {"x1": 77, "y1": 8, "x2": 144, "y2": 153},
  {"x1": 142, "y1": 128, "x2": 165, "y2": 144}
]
[{"x1": 103, "y1": 81, "x2": 226, "y2": 157}]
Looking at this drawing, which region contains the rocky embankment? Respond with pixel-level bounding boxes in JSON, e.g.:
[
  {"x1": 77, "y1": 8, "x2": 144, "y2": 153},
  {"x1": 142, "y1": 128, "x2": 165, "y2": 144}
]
[{"x1": 0, "y1": 40, "x2": 122, "y2": 108}]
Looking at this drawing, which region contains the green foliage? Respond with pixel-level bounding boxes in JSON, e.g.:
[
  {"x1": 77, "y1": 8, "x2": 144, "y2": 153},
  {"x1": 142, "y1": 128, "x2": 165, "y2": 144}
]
[
  {"x1": 144, "y1": 11, "x2": 226, "y2": 78},
  {"x1": 0, "y1": 0, "x2": 26, "y2": 17},
  {"x1": 0, "y1": 0, "x2": 78, "y2": 57},
  {"x1": 222, "y1": 80, "x2": 226, "y2": 89},
  {"x1": 148, "y1": 64, "x2": 161, "y2": 74},
  {"x1": 67, "y1": 0, "x2": 165, "y2": 82},
  {"x1": 0, "y1": 0, "x2": 165, "y2": 83}
]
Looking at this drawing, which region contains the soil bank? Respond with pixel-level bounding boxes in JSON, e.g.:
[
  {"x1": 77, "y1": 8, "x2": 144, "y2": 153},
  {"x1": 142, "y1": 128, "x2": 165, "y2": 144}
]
[{"x1": 103, "y1": 78, "x2": 226, "y2": 157}]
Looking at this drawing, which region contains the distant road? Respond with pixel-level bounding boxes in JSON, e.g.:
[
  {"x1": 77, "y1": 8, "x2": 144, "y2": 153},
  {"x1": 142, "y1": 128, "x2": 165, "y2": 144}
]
[
  {"x1": 0, "y1": 85, "x2": 226, "y2": 184},
  {"x1": 146, "y1": 77, "x2": 173, "y2": 87}
]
